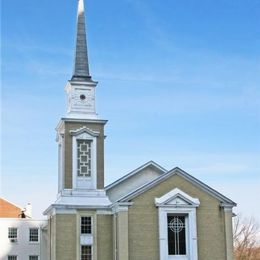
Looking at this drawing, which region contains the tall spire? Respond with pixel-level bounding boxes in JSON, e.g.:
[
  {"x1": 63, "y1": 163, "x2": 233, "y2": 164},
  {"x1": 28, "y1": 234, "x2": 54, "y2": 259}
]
[
  {"x1": 72, "y1": 0, "x2": 91, "y2": 81},
  {"x1": 66, "y1": 0, "x2": 98, "y2": 119}
]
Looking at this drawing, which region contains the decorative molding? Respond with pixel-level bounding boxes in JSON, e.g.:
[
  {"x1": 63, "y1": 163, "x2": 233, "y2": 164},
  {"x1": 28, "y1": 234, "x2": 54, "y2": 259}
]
[
  {"x1": 59, "y1": 189, "x2": 107, "y2": 197},
  {"x1": 43, "y1": 203, "x2": 111, "y2": 216},
  {"x1": 56, "y1": 132, "x2": 64, "y2": 143},
  {"x1": 157, "y1": 189, "x2": 199, "y2": 260},
  {"x1": 72, "y1": 129, "x2": 97, "y2": 189},
  {"x1": 221, "y1": 203, "x2": 234, "y2": 212},
  {"x1": 158, "y1": 207, "x2": 198, "y2": 260},
  {"x1": 111, "y1": 202, "x2": 133, "y2": 213},
  {"x1": 70, "y1": 126, "x2": 99, "y2": 137},
  {"x1": 68, "y1": 79, "x2": 98, "y2": 86},
  {"x1": 53, "y1": 208, "x2": 77, "y2": 214},
  {"x1": 61, "y1": 118, "x2": 107, "y2": 124},
  {"x1": 65, "y1": 80, "x2": 98, "y2": 119},
  {"x1": 155, "y1": 188, "x2": 200, "y2": 208}
]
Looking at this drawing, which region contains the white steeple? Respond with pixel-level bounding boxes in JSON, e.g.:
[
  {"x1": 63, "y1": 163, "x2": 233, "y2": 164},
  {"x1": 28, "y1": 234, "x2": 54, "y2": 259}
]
[
  {"x1": 44, "y1": 0, "x2": 111, "y2": 221},
  {"x1": 65, "y1": 0, "x2": 98, "y2": 119}
]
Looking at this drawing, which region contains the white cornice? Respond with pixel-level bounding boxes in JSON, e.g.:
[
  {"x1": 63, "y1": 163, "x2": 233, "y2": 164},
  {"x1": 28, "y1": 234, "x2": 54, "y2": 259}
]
[
  {"x1": 220, "y1": 203, "x2": 234, "y2": 212},
  {"x1": 43, "y1": 189, "x2": 112, "y2": 216},
  {"x1": 55, "y1": 118, "x2": 107, "y2": 133},
  {"x1": 43, "y1": 204, "x2": 112, "y2": 216},
  {"x1": 67, "y1": 80, "x2": 98, "y2": 87},
  {"x1": 61, "y1": 118, "x2": 108, "y2": 124},
  {"x1": 110, "y1": 202, "x2": 133, "y2": 212}
]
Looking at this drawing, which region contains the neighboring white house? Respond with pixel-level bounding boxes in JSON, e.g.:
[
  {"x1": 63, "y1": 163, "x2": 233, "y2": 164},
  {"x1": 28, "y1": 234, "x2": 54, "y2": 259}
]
[{"x1": 0, "y1": 198, "x2": 48, "y2": 260}]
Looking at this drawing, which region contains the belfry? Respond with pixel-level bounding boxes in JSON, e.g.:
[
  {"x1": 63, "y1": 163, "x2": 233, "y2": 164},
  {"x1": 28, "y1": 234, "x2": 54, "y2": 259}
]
[{"x1": 44, "y1": 1, "x2": 236, "y2": 259}]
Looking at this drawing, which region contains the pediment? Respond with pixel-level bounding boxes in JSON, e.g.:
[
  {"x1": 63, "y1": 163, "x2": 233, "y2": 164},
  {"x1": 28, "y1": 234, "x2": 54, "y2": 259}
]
[
  {"x1": 155, "y1": 188, "x2": 200, "y2": 207},
  {"x1": 166, "y1": 196, "x2": 190, "y2": 206},
  {"x1": 120, "y1": 167, "x2": 235, "y2": 208},
  {"x1": 70, "y1": 126, "x2": 99, "y2": 137},
  {"x1": 106, "y1": 161, "x2": 167, "y2": 203}
]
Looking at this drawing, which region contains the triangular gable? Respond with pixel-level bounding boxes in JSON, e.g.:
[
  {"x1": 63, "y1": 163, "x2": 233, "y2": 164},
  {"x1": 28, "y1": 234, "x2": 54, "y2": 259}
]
[
  {"x1": 105, "y1": 161, "x2": 167, "y2": 191},
  {"x1": 155, "y1": 188, "x2": 200, "y2": 207},
  {"x1": 70, "y1": 126, "x2": 99, "y2": 137},
  {"x1": 106, "y1": 161, "x2": 167, "y2": 203},
  {"x1": 118, "y1": 167, "x2": 236, "y2": 207}
]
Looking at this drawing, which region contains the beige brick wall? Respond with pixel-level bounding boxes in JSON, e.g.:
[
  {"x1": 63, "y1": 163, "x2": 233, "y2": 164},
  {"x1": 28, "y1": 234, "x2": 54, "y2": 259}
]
[
  {"x1": 55, "y1": 214, "x2": 77, "y2": 260},
  {"x1": 128, "y1": 201, "x2": 159, "y2": 260},
  {"x1": 128, "y1": 174, "x2": 227, "y2": 260},
  {"x1": 97, "y1": 214, "x2": 113, "y2": 260}
]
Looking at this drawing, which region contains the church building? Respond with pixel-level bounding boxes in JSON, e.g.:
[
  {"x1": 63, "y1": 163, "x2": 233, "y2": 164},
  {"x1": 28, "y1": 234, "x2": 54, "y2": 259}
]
[{"x1": 44, "y1": 0, "x2": 236, "y2": 259}]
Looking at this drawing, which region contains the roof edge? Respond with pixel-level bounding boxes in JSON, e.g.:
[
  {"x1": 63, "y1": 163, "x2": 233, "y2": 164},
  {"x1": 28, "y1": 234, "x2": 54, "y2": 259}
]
[
  {"x1": 118, "y1": 167, "x2": 236, "y2": 206},
  {"x1": 0, "y1": 197, "x2": 23, "y2": 210},
  {"x1": 105, "y1": 161, "x2": 167, "y2": 191}
]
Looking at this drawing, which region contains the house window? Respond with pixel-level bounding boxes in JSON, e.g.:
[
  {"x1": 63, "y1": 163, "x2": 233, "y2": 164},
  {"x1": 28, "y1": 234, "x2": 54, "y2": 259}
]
[
  {"x1": 29, "y1": 256, "x2": 38, "y2": 260},
  {"x1": 167, "y1": 215, "x2": 187, "y2": 255},
  {"x1": 81, "y1": 216, "x2": 92, "y2": 234},
  {"x1": 77, "y1": 139, "x2": 92, "y2": 177},
  {"x1": 8, "y1": 228, "x2": 17, "y2": 239},
  {"x1": 29, "y1": 228, "x2": 39, "y2": 242},
  {"x1": 8, "y1": 256, "x2": 17, "y2": 260},
  {"x1": 81, "y1": 245, "x2": 92, "y2": 260}
]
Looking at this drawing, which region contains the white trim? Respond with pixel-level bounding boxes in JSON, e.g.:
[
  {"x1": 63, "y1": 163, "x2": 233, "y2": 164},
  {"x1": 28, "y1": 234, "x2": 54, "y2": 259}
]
[
  {"x1": 28, "y1": 227, "x2": 40, "y2": 244},
  {"x1": 96, "y1": 210, "x2": 113, "y2": 215},
  {"x1": 158, "y1": 207, "x2": 198, "y2": 260},
  {"x1": 57, "y1": 133, "x2": 65, "y2": 192},
  {"x1": 80, "y1": 216, "x2": 93, "y2": 246},
  {"x1": 120, "y1": 167, "x2": 236, "y2": 207},
  {"x1": 55, "y1": 119, "x2": 107, "y2": 136},
  {"x1": 53, "y1": 208, "x2": 77, "y2": 214},
  {"x1": 70, "y1": 126, "x2": 99, "y2": 137},
  {"x1": 61, "y1": 118, "x2": 107, "y2": 124},
  {"x1": 72, "y1": 130, "x2": 97, "y2": 189},
  {"x1": 110, "y1": 202, "x2": 133, "y2": 212},
  {"x1": 223, "y1": 207, "x2": 233, "y2": 213},
  {"x1": 111, "y1": 204, "x2": 130, "y2": 213},
  {"x1": 77, "y1": 211, "x2": 97, "y2": 260},
  {"x1": 156, "y1": 188, "x2": 199, "y2": 260},
  {"x1": 155, "y1": 188, "x2": 200, "y2": 207}
]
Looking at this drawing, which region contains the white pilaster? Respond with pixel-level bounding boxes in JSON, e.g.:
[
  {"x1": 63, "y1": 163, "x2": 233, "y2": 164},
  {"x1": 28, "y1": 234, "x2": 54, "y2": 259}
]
[{"x1": 224, "y1": 207, "x2": 235, "y2": 260}]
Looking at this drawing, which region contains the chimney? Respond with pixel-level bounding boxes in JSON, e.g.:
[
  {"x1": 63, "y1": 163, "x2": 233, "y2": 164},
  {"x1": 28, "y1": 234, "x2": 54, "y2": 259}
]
[{"x1": 25, "y1": 203, "x2": 32, "y2": 218}]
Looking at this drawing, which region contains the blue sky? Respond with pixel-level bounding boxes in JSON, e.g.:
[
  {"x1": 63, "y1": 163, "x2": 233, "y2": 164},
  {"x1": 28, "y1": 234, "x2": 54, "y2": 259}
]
[{"x1": 1, "y1": 0, "x2": 260, "y2": 219}]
